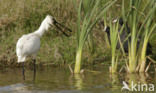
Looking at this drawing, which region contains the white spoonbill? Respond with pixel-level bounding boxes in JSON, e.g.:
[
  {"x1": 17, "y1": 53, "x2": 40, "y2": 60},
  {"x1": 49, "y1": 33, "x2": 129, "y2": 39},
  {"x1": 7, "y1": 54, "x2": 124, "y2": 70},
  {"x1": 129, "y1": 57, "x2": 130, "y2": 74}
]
[{"x1": 16, "y1": 15, "x2": 72, "y2": 79}]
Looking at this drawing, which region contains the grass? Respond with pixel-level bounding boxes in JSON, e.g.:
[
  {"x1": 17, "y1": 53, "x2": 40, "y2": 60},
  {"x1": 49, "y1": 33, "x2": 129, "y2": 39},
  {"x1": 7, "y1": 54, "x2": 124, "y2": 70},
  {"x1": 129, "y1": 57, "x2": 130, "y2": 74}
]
[
  {"x1": 0, "y1": 0, "x2": 77, "y2": 66},
  {"x1": 0, "y1": 0, "x2": 156, "y2": 74},
  {"x1": 0, "y1": 0, "x2": 112, "y2": 67}
]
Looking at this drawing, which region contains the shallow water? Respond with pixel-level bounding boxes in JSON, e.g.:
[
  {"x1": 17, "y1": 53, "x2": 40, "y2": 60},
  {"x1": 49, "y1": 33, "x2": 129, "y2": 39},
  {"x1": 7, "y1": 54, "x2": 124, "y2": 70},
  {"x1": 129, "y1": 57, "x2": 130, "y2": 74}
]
[{"x1": 0, "y1": 66, "x2": 156, "y2": 93}]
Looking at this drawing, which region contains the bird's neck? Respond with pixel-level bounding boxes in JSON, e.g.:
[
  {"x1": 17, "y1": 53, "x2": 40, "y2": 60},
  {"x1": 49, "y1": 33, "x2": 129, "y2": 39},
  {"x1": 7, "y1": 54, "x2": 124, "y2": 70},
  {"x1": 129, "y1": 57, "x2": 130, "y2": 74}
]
[
  {"x1": 34, "y1": 28, "x2": 46, "y2": 37},
  {"x1": 34, "y1": 20, "x2": 51, "y2": 37}
]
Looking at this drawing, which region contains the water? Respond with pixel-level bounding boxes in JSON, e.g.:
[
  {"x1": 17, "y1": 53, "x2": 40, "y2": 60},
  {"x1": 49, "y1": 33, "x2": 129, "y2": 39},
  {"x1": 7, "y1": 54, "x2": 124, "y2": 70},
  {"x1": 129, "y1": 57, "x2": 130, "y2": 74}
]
[{"x1": 0, "y1": 66, "x2": 156, "y2": 93}]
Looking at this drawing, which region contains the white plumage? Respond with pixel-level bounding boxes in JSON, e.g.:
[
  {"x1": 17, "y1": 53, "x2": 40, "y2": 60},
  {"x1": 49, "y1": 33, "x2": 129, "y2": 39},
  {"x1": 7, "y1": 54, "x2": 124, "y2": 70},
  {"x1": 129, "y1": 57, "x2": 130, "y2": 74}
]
[{"x1": 16, "y1": 15, "x2": 54, "y2": 63}]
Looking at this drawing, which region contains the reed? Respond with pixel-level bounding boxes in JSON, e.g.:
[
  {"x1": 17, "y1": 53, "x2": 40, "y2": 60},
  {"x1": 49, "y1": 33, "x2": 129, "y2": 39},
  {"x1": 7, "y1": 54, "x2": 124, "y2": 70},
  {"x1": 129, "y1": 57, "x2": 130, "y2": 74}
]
[
  {"x1": 109, "y1": 21, "x2": 119, "y2": 73},
  {"x1": 74, "y1": 0, "x2": 116, "y2": 73},
  {"x1": 138, "y1": 3, "x2": 156, "y2": 72},
  {"x1": 121, "y1": 0, "x2": 156, "y2": 73},
  {"x1": 127, "y1": 0, "x2": 138, "y2": 72}
]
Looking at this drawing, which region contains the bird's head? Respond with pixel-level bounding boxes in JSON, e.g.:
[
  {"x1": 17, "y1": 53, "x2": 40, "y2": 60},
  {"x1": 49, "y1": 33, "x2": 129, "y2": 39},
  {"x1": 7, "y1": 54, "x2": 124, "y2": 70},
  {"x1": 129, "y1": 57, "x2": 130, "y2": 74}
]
[
  {"x1": 44, "y1": 15, "x2": 55, "y2": 27},
  {"x1": 103, "y1": 26, "x2": 110, "y2": 35},
  {"x1": 44, "y1": 15, "x2": 72, "y2": 37},
  {"x1": 112, "y1": 18, "x2": 123, "y2": 26},
  {"x1": 41, "y1": 15, "x2": 54, "y2": 31}
]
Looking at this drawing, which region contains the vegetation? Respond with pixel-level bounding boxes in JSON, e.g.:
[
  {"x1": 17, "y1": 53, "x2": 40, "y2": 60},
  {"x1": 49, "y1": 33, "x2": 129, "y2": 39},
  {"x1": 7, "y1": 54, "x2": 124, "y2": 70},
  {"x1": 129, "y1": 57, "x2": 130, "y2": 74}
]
[
  {"x1": 0, "y1": 0, "x2": 156, "y2": 74},
  {"x1": 74, "y1": 0, "x2": 116, "y2": 73},
  {"x1": 121, "y1": 0, "x2": 156, "y2": 73},
  {"x1": 109, "y1": 21, "x2": 119, "y2": 73}
]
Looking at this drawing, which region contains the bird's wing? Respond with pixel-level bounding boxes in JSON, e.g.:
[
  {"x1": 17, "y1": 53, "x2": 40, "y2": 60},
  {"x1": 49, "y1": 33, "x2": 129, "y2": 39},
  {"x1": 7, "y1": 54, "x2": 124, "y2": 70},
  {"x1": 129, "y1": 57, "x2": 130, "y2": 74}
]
[
  {"x1": 16, "y1": 35, "x2": 26, "y2": 56},
  {"x1": 16, "y1": 34, "x2": 30, "y2": 56},
  {"x1": 16, "y1": 33, "x2": 40, "y2": 57}
]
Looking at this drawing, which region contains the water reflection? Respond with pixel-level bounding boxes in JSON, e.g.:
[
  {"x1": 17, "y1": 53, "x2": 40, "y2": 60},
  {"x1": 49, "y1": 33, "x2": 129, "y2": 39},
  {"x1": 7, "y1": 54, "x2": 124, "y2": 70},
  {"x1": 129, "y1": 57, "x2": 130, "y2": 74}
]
[
  {"x1": 0, "y1": 83, "x2": 29, "y2": 93},
  {"x1": 139, "y1": 73, "x2": 150, "y2": 84},
  {"x1": 125, "y1": 73, "x2": 150, "y2": 86},
  {"x1": 0, "y1": 67, "x2": 156, "y2": 93},
  {"x1": 110, "y1": 73, "x2": 120, "y2": 90},
  {"x1": 21, "y1": 68, "x2": 36, "y2": 82},
  {"x1": 72, "y1": 74, "x2": 84, "y2": 90}
]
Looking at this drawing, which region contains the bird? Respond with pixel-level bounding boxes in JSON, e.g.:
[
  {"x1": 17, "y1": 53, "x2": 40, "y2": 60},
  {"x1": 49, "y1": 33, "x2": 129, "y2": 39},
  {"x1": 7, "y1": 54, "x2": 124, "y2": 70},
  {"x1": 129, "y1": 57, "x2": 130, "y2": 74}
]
[
  {"x1": 16, "y1": 15, "x2": 72, "y2": 79},
  {"x1": 103, "y1": 18, "x2": 152, "y2": 54},
  {"x1": 104, "y1": 18, "x2": 130, "y2": 53}
]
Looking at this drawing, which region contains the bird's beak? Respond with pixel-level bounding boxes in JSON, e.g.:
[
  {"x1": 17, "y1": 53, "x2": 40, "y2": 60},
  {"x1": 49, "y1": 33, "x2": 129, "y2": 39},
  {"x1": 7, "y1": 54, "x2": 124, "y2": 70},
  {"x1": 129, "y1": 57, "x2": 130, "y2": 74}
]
[
  {"x1": 103, "y1": 26, "x2": 107, "y2": 32},
  {"x1": 112, "y1": 18, "x2": 118, "y2": 23},
  {"x1": 53, "y1": 19, "x2": 72, "y2": 37}
]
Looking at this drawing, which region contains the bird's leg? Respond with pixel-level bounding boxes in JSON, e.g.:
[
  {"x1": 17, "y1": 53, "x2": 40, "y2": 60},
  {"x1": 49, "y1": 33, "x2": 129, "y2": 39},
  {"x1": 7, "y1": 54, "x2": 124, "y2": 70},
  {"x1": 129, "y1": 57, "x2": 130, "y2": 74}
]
[
  {"x1": 22, "y1": 62, "x2": 25, "y2": 80},
  {"x1": 33, "y1": 59, "x2": 36, "y2": 81}
]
